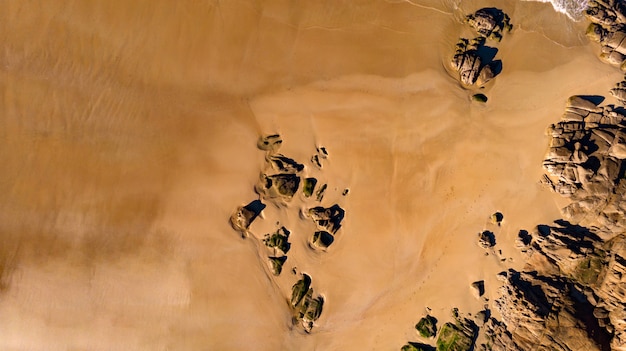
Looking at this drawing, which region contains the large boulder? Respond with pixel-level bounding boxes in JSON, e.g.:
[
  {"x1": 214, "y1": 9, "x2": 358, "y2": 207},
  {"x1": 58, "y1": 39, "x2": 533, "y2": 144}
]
[{"x1": 466, "y1": 7, "x2": 512, "y2": 42}]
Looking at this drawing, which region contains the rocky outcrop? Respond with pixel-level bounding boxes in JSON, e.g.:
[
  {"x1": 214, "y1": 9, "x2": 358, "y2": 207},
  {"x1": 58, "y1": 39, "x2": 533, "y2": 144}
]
[
  {"x1": 436, "y1": 310, "x2": 478, "y2": 351},
  {"x1": 230, "y1": 199, "x2": 266, "y2": 237},
  {"x1": 478, "y1": 230, "x2": 496, "y2": 248},
  {"x1": 415, "y1": 315, "x2": 438, "y2": 338},
  {"x1": 541, "y1": 96, "x2": 626, "y2": 235},
  {"x1": 230, "y1": 134, "x2": 349, "y2": 333},
  {"x1": 291, "y1": 274, "x2": 325, "y2": 333},
  {"x1": 452, "y1": 37, "x2": 500, "y2": 87},
  {"x1": 466, "y1": 8, "x2": 512, "y2": 42},
  {"x1": 610, "y1": 77, "x2": 626, "y2": 104},
  {"x1": 586, "y1": 1, "x2": 626, "y2": 70},
  {"x1": 451, "y1": 8, "x2": 510, "y2": 90}
]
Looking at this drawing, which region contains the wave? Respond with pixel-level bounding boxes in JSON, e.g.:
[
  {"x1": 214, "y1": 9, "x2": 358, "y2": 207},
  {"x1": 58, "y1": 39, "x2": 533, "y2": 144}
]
[{"x1": 522, "y1": 0, "x2": 588, "y2": 20}]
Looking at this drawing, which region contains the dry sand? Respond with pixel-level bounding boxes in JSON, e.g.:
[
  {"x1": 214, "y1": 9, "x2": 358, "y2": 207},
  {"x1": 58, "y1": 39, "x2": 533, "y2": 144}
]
[{"x1": 0, "y1": 0, "x2": 623, "y2": 350}]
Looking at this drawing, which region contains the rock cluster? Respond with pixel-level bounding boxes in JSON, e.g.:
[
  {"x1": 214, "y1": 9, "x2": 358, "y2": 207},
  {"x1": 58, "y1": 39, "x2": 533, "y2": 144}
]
[
  {"x1": 402, "y1": 309, "x2": 478, "y2": 351},
  {"x1": 290, "y1": 274, "x2": 325, "y2": 333},
  {"x1": 485, "y1": 94, "x2": 626, "y2": 350},
  {"x1": 466, "y1": 8, "x2": 512, "y2": 42},
  {"x1": 263, "y1": 226, "x2": 291, "y2": 275},
  {"x1": 452, "y1": 37, "x2": 500, "y2": 87},
  {"x1": 585, "y1": 0, "x2": 626, "y2": 70},
  {"x1": 307, "y1": 204, "x2": 345, "y2": 251},
  {"x1": 490, "y1": 269, "x2": 608, "y2": 351},
  {"x1": 451, "y1": 7, "x2": 510, "y2": 89},
  {"x1": 541, "y1": 96, "x2": 626, "y2": 233},
  {"x1": 229, "y1": 134, "x2": 348, "y2": 333}
]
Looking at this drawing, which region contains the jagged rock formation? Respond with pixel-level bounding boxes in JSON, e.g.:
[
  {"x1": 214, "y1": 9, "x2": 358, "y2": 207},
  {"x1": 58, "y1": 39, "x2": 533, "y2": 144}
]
[
  {"x1": 471, "y1": 280, "x2": 485, "y2": 299},
  {"x1": 310, "y1": 231, "x2": 334, "y2": 250},
  {"x1": 610, "y1": 77, "x2": 626, "y2": 104},
  {"x1": 402, "y1": 309, "x2": 477, "y2": 351},
  {"x1": 307, "y1": 205, "x2": 345, "y2": 234},
  {"x1": 466, "y1": 8, "x2": 512, "y2": 42},
  {"x1": 452, "y1": 37, "x2": 500, "y2": 87},
  {"x1": 490, "y1": 268, "x2": 610, "y2": 351},
  {"x1": 541, "y1": 96, "x2": 626, "y2": 235},
  {"x1": 451, "y1": 8, "x2": 509, "y2": 89},
  {"x1": 230, "y1": 199, "x2": 266, "y2": 237},
  {"x1": 230, "y1": 134, "x2": 349, "y2": 333},
  {"x1": 481, "y1": 94, "x2": 626, "y2": 350},
  {"x1": 436, "y1": 310, "x2": 478, "y2": 351},
  {"x1": 401, "y1": 342, "x2": 436, "y2": 351},
  {"x1": 585, "y1": 1, "x2": 626, "y2": 70},
  {"x1": 290, "y1": 274, "x2": 324, "y2": 333},
  {"x1": 478, "y1": 230, "x2": 496, "y2": 249},
  {"x1": 415, "y1": 315, "x2": 438, "y2": 338}
]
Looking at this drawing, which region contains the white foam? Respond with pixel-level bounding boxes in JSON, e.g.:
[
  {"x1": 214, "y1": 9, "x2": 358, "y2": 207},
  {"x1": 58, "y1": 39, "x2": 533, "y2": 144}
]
[{"x1": 522, "y1": 0, "x2": 588, "y2": 20}]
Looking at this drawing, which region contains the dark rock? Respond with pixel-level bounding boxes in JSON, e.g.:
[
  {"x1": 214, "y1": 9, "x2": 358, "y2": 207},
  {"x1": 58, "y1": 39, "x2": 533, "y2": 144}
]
[
  {"x1": 269, "y1": 154, "x2": 304, "y2": 173},
  {"x1": 257, "y1": 134, "x2": 282, "y2": 152},
  {"x1": 308, "y1": 205, "x2": 345, "y2": 234},
  {"x1": 471, "y1": 280, "x2": 485, "y2": 298},
  {"x1": 452, "y1": 37, "x2": 501, "y2": 87},
  {"x1": 291, "y1": 274, "x2": 312, "y2": 307},
  {"x1": 478, "y1": 230, "x2": 496, "y2": 248},
  {"x1": 466, "y1": 8, "x2": 512, "y2": 42},
  {"x1": 472, "y1": 93, "x2": 488, "y2": 103},
  {"x1": 268, "y1": 256, "x2": 287, "y2": 276},
  {"x1": 290, "y1": 274, "x2": 324, "y2": 332},
  {"x1": 230, "y1": 200, "x2": 266, "y2": 237},
  {"x1": 263, "y1": 226, "x2": 291, "y2": 254},
  {"x1": 435, "y1": 312, "x2": 478, "y2": 351},
  {"x1": 315, "y1": 183, "x2": 327, "y2": 201},
  {"x1": 415, "y1": 315, "x2": 438, "y2": 338},
  {"x1": 311, "y1": 231, "x2": 334, "y2": 250},
  {"x1": 401, "y1": 342, "x2": 436, "y2": 351},
  {"x1": 257, "y1": 173, "x2": 301, "y2": 199},
  {"x1": 303, "y1": 177, "x2": 317, "y2": 197}
]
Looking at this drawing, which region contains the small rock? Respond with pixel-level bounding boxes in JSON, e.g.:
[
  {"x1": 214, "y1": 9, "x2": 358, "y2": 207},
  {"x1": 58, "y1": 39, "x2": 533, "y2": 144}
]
[{"x1": 471, "y1": 280, "x2": 485, "y2": 299}]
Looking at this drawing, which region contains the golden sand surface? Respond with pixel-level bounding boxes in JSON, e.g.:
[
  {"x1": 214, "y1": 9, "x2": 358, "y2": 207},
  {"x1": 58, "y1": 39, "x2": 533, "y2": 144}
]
[{"x1": 1, "y1": 0, "x2": 624, "y2": 350}]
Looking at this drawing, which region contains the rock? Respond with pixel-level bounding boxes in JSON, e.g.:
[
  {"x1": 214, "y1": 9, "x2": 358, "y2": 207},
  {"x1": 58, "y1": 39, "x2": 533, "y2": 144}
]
[
  {"x1": 311, "y1": 231, "x2": 334, "y2": 250},
  {"x1": 478, "y1": 230, "x2": 496, "y2": 248},
  {"x1": 435, "y1": 312, "x2": 478, "y2": 351},
  {"x1": 471, "y1": 280, "x2": 485, "y2": 298},
  {"x1": 303, "y1": 177, "x2": 317, "y2": 197},
  {"x1": 268, "y1": 256, "x2": 287, "y2": 276},
  {"x1": 291, "y1": 274, "x2": 312, "y2": 307},
  {"x1": 415, "y1": 315, "x2": 438, "y2": 338},
  {"x1": 290, "y1": 274, "x2": 324, "y2": 332},
  {"x1": 308, "y1": 205, "x2": 345, "y2": 234},
  {"x1": 269, "y1": 154, "x2": 304, "y2": 173},
  {"x1": 490, "y1": 212, "x2": 503, "y2": 225},
  {"x1": 230, "y1": 200, "x2": 266, "y2": 237},
  {"x1": 610, "y1": 77, "x2": 626, "y2": 104},
  {"x1": 262, "y1": 226, "x2": 291, "y2": 254},
  {"x1": 466, "y1": 8, "x2": 512, "y2": 42},
  {"x1": 472, "y1": 93, "x2": 488, "y2": 103},
  {"x1": 451, "y1": 37, "x2": 501, "y2": 87},
  {"x1": 257, "y1": 173, "x2": 301, "y2": 199},
  {"x1": 401, "y1": 342, "x2": 436, "y2": 351},
  {"x1": 257, "y1": 134, "x2": 282, "y2": 152},
  {"x1": 585, "y1": 1, "x2": 626, "y2": 70},
  {"x1": 474, "y1": 309, "x2": 489, "y2": 326},
  {"x1": 542, "y1": 97, "x2": 626, "y2": 231},
  {"x1": 315, "y1": 183, "x2": 327, "y2": 201}
]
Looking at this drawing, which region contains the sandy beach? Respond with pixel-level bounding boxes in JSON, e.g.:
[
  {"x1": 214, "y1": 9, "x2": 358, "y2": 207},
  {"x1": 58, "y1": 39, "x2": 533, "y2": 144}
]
[{"x1": 1, "y1": 0, "x2": 624, "y2": 350}]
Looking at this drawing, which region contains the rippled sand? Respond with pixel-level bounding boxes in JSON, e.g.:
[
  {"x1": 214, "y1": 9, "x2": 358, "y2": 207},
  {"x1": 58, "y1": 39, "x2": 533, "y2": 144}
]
[{"x1": 1, "y1": 0, "x2": 623, "y2": 350}]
